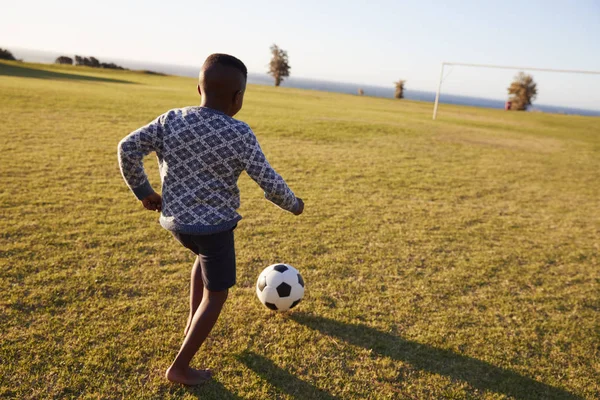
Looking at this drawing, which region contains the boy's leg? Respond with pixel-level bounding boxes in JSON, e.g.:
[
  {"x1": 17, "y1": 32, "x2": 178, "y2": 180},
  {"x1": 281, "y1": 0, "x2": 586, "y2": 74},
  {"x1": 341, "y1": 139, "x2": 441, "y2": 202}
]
[
  {"x1": 166, "y1": 287, "x2": 228, "y2": 385},
  {"x1": 185, "y1": 256, "x2": 204, "y2": 336},
  {"x1": 167, "y1": 227, "x2": 236, "y2": 385},
  {"x1": 170, "y1": 232, "x2": 204, "y2": 335}
]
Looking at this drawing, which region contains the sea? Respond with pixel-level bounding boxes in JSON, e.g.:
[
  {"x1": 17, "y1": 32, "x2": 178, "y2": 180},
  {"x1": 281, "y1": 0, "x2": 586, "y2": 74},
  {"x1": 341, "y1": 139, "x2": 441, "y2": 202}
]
[{"x1": 9, "y1": 48, "x2": 600, "y2": 117}]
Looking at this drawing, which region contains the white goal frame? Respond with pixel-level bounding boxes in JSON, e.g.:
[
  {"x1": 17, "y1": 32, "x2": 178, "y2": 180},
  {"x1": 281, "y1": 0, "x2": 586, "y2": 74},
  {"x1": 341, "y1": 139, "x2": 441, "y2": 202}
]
[{"x1": 432, "y1": 62, "x2": 600, "y2": 120}]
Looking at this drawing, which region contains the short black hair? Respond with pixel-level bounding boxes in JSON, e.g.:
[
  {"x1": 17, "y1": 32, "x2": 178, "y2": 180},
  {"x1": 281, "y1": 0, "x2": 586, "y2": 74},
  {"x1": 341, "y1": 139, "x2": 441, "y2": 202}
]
[{"x1": 203, "y1": 53, "x2": 247, "y2": 79}]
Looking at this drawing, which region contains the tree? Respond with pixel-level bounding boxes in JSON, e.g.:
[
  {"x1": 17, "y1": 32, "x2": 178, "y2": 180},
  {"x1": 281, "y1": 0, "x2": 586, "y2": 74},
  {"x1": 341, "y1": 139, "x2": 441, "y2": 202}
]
[
  {"x1": 0, "y1": 48, "x2": 16, "y2": 61},
  {"x1": 100, "y1": 62, "x2": 125, "y2": 70},
  {"x1": 358, "y1": 88, "x2": 364, "y2": 96},
  {"x1": 55, "y1": 56, "x2": 73, "y2": 65},
  {"x1": 507, "y1": 72, "x2": 537, "y2": 111},
  {"x1": 268, "y1": 44, "x2": 290, "y2": 86},
  {"x1": 73, "y1": 55, "x2": 124, "y2": 70},
  {"x1": 394, "y1": 80, "x2": 406, "y2": 99},
  {"x1": 88, "y1": 57, "x2": 100, "y2": 68},
  {"x1": 75, "y1": 55, "x2": 94, "y2": 66}
]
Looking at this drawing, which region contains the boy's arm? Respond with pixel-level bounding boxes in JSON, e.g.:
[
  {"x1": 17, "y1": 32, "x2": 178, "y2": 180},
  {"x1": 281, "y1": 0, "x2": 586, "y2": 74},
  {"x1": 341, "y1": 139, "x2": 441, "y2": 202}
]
[
  {"x1": 241, "y1": 126, "x2": 302, "y2": 214},
  {"x1": 117, "y1": 116, "x2": 164, "y2": 203}
]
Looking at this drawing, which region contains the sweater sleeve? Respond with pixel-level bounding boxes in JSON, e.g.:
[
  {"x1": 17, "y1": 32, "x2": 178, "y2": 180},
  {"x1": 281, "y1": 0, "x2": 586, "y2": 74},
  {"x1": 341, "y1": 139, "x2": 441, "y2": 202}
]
[
  {"x1": 240, "y1": 125, "x2": 299, "y2": 213},
  {"x1": 117, "y1": 116, "x2": 164, "y2": 200}
]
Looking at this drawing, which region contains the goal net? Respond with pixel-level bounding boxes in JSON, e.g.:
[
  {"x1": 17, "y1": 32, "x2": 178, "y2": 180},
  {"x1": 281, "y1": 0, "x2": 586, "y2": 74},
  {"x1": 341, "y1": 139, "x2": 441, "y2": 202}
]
[{"x1": 432, "y1": 62, "x2": 600, "y2": 119}]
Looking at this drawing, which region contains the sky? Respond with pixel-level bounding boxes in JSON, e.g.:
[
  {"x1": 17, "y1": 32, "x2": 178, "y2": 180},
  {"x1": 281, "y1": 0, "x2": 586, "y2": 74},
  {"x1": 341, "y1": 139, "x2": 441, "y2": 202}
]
[{"x1": 2, "y1": 0, "x2": 600, "y2": 109}]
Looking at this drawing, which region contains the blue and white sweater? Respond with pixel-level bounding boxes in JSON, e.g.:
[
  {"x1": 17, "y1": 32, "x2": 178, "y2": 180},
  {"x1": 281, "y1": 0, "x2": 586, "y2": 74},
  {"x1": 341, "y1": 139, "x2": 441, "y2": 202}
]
[{"x1": 118, "y1": 106, "x2": 299, "y2": 234}]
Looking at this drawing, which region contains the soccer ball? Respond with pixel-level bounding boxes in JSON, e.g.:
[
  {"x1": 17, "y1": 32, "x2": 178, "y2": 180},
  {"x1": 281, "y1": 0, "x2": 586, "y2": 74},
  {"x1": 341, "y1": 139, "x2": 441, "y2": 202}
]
[{"x1": 256, "y1": 264, "x2": 305, "y2": 311}]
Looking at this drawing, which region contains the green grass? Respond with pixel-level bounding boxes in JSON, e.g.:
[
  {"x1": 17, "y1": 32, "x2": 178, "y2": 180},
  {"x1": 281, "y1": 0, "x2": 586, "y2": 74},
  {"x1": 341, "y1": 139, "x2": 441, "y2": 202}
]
[{"x1": 1, "y1": 60, "x2": 599, "y2": 399}]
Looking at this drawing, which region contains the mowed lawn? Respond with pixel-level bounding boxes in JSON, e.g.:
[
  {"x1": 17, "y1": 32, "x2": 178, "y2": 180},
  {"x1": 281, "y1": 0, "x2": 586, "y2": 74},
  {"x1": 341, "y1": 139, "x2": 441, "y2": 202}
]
[{"x1": 1, "y1": 60, "x2": 598, "y2": 400}]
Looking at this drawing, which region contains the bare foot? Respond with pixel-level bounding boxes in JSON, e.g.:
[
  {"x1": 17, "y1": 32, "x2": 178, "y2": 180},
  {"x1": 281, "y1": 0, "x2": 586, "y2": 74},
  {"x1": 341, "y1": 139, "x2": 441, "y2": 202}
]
[{"x1": 166, "y1": 365, "x2": 213, "y2": 386}]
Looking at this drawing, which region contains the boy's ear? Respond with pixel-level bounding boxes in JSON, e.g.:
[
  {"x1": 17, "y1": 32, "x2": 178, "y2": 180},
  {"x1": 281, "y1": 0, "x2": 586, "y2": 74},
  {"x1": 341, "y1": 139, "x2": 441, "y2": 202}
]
[{"x1": 233, "y1": 90, "x2": 243, "y2": 104}]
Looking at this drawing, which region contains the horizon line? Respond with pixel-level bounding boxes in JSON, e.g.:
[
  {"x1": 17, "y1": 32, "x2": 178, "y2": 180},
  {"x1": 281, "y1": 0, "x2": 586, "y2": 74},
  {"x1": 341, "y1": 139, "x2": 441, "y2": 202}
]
[{"x1": 4, "y1": 46, "x2": 600, "y2": 115}]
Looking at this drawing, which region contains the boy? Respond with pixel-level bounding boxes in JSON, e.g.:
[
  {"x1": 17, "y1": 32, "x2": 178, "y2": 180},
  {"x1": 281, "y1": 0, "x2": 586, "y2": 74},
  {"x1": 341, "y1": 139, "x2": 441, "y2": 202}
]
[{"x1": 117, "y1": 54, "x2": 304, "y2": 385}]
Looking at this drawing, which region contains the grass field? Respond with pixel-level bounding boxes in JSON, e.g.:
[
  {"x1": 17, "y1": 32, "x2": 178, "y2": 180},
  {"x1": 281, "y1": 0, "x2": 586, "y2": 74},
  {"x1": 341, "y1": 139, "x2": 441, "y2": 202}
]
[{"x1": 1, "y1": 60, "x2": 599, "y2": 400}]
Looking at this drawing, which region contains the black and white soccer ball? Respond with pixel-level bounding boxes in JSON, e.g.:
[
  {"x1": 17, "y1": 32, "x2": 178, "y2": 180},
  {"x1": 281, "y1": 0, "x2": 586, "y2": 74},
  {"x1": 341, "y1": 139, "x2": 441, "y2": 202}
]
[{"x1": 256, "y1": 264, "x2": 305, "y2": 311}]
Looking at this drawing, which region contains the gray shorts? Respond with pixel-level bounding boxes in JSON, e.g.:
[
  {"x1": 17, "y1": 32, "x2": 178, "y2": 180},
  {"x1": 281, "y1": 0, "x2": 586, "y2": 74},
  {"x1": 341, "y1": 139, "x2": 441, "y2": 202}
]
[{"x1": 171, "y1": 226, "x2": 236, "y2": 292}]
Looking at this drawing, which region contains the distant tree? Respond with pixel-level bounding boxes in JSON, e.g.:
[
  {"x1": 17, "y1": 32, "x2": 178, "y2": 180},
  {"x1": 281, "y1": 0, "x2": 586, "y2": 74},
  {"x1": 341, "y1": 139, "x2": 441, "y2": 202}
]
[
  {"x1": 100, "y1": 62, "x2": 125, "y2": 70},
  {"x1": 268, "y1": 44, "x2": 290, "y2": 87},
  {"x1": 358, "y1": 88, "x2": 364, "y2": 96},
  {"x1": 55, "y1": 56, "x2": 73, "y2": 65},
  {"x1": 141, "y1": 70, "x2": 166, "y2": 75},
  {"x1": 507, "y1": 72, "x2": 537, "y2": 111},
  {"x1": 394, "y1": 80, "x2": 406, "y2": 99},
  {"x1": 0, "y1": 48, "x2": 16, "y2": 61},
  {"x1": 88, "y1": 56, "x2": 100, "y2": 68},
  {"x1": 75, "y1": 56, "x2": 93, "y2": 66},
  {"x1": 73, "y1": 55, "x2": 125, "y2": 70}
]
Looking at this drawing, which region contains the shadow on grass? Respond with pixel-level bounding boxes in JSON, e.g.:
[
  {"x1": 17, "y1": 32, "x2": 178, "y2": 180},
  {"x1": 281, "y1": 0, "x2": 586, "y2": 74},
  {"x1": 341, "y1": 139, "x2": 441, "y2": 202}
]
[
  {"x1": 291, "y1": 313, "x2": 582, "y2": 400},
  {"x1": 0, "y1": 62, "x2": 136, "y2": 84},
  {"x1": 238, "y1": 351, "x2": 339, "y2": 400},
  {"x1": 169, "y1": 379, "x2": 243, "y2": 400}
]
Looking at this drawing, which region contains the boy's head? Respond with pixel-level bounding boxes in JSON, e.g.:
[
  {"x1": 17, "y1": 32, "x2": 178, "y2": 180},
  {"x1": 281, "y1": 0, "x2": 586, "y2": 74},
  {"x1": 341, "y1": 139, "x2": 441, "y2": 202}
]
[{"x1": 198, "y1": 54, "x2": 247, "y2": 117}]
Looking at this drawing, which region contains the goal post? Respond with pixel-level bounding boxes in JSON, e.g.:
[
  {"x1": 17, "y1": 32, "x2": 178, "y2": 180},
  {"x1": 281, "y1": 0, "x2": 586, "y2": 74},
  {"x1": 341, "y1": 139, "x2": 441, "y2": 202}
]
[{"x1": 432, "y1": 62, "x2": 600, "y2": 120}]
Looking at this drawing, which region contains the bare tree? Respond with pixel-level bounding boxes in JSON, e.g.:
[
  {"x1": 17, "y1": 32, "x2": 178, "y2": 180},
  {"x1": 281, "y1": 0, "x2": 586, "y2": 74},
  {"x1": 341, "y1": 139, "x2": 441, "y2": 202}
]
[
  {"x1": 358, "y1": 88, "x2": 364, "y2": 96},
  {"x1": 394, "y1": 80, "x2": 406, "y2": 99},
  {"x1": 507, "y1": 72, "x2": 537, "y2": 111},
  {"x1": 268, "y1": 44, "x2": 290, "y2": 86}
]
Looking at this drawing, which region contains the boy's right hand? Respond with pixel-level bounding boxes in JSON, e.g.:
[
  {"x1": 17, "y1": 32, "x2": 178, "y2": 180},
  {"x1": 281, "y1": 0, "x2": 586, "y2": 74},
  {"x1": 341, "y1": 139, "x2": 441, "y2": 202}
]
[
  {"x1": 293, "y1": 198, "x2": 304, "y2": 216},
  {"x1": 141, "y1": 192, "x2": 162, "y2": 212}
]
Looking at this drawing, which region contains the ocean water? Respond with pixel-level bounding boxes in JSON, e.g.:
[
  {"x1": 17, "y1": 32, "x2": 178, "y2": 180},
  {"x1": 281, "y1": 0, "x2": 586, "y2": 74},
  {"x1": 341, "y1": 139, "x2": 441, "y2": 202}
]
[{"x1": 9, "y1": 47, "x2": 600, "y2": 117}]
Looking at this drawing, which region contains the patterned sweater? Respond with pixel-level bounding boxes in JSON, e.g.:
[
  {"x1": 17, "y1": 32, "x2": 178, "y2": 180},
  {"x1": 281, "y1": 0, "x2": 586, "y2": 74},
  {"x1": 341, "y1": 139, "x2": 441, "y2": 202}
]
[{"x1": 118, "y1": 106, "x2": 299, "y2": 234}]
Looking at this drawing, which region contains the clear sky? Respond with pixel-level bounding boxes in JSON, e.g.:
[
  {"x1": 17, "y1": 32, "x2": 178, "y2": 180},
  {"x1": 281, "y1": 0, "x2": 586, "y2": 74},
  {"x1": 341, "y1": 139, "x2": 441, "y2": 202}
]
[{"x1": 3, "y1": 0, "x2": 600, "y2": 109}]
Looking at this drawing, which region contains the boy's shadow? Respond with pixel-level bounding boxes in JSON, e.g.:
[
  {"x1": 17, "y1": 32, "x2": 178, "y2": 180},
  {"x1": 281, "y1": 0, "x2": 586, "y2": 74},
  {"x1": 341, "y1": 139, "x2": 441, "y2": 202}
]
[
  {"x1": 237, "y1": 351, "x2": 339, "y2": 400},
  {"x1": 290, "y1": 312, "x2": 582, "y2": 400},
  {"x1": 174, "y1": 352, "x2": 338, "y2": 400},
  {"x1": 172, "y1": 380, "x2": 243, "y2": 400}
]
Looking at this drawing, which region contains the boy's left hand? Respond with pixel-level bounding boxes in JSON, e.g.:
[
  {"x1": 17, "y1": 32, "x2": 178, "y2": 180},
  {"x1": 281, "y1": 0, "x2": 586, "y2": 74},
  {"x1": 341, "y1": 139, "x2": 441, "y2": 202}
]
[{"x1": 141, "y1": 192, "x2": 162, "y2": 212}]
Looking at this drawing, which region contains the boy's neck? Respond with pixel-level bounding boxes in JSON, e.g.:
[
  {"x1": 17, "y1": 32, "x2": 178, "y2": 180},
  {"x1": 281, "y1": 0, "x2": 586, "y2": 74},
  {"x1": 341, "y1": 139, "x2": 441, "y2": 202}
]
[{"x1": 200, "y1": 98, "x2": 231, "y2": 116}]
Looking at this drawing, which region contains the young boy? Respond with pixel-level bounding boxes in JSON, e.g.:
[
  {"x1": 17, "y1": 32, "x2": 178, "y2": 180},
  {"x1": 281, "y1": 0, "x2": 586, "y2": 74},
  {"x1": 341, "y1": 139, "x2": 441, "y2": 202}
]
[{"x1": 117, "y1": 54, "x2": 304, "y2": 385}]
